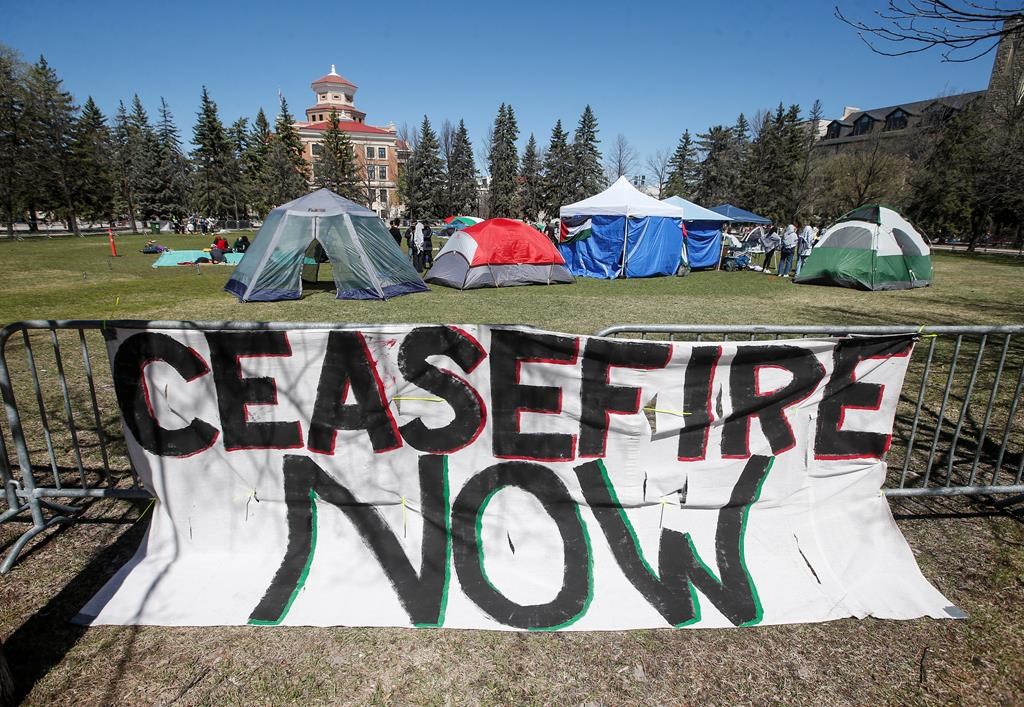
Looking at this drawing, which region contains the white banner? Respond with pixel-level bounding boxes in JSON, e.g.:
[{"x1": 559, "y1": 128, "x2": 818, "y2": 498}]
[{"x1": 78, "y1": 325, "x2": 960, "y2": 630}]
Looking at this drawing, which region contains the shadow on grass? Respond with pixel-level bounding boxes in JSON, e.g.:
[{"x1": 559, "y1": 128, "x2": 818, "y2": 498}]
[{"x1": 4, "y1": 502, "x2": 149, "y2": 702}]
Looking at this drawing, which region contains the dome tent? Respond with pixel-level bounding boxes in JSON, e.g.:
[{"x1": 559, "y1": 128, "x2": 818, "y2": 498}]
[
  {"x1": 425, "y1": 218, "x2": 574, "y2": 289},
  {"x1": 793, "y1": 205, "x2": 932, "y2": 291},
  {"x1": 225, "y1": 189, "x2": 426, "y2": 301},
  {"x1": 559, "y1": 176, "x2": 686, "y2": 279}
]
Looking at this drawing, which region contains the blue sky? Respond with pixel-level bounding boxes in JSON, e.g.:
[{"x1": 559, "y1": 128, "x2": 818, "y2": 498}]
[{"x1": 1, "y1": 0, "x2": 995, "y2": 173}]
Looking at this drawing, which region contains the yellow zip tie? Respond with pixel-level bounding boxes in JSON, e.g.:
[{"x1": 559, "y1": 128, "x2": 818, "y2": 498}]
[
  {"x1": 401, "y1": 496, "x2": 408, "y2": 538},
  {"x1": 643, "y1": 407, "x2": 691, "y2": 417},
  {"x1": 136, "y1": 497, "x2": 156, "y2": 522}
]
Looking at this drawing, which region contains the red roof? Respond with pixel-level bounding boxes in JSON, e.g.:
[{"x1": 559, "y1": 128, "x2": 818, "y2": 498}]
[
  {"x1": 463, "y1": 219, "x2": 565, "y2": 266},
  {"x1": 302, "y1": 120, "x2": 393, "y2": 135},
  {"x1": 312, "y1": 73, "x2": 355, "y2": 87}
]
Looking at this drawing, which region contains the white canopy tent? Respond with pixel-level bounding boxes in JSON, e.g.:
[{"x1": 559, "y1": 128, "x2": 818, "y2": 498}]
[
  {"x1": 660, "y1": 195, "x2": 732, "y2": 222},
  {"x1": 560, "y1": 176, "x2": 685, "y2": 218},
  {"x1": 557, "y1": 177, "x2": 687, "y2": 278}
]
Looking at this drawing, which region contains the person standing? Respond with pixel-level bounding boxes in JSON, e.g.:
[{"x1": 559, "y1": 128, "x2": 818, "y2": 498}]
[
  {"x1": 412, "y1": 221, "x2": 425, "y2": 272},
  {"x1": 389, "y1": 220, "x2": 403, "y2": 247},
  {"x1": 778, "y1": 224, "x2": 798, "y2": 277},
  {"x1": 761, "y1": 225, "x2": 780, "y2": 273},
  {"x1": 421, "y1": 220, "x2": 434, "y2": 269},
  {"x1": 795, "y1": 224, "x2": 814, "y2": 278}
]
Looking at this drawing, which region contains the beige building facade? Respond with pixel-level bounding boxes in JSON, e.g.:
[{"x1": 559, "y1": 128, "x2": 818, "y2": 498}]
[{"x1": 295, "y1": 66, "x2": 408, "y2": 219}]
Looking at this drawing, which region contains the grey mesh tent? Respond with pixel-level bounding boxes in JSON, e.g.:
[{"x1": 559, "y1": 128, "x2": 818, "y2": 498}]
[{"x1": 225, "y1": 189, "x2": 427, "y2": 301}]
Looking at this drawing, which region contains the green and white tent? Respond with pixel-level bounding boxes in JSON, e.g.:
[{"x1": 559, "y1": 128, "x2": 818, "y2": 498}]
[{"x1": 794, "y1": 205, "x2": 932, "y2": 291}]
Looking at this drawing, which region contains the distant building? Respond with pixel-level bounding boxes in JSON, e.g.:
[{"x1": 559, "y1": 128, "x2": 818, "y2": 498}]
[
  {"x1": 815, "y1": 21, "x2": 1022, "y2": 157},
  {"x1": 294, "y1": 66, "x2": 409, "y2": 219},
  {"x1": 815, "y1": 92, "x2": 986, "y2": 157}
]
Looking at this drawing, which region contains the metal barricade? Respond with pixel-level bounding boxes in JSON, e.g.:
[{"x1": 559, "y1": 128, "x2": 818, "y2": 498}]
[
  {"x1": 0, "y1": 320, "x2": 1022, "y2": 574},
  {"x1": 595, "y1": 324, "x2": 1024, "y2": 499}
]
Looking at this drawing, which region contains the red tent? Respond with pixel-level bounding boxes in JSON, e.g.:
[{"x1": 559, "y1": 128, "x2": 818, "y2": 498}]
[{"x1": 425, "y1": 218, "x2": 574, "y2": 289}]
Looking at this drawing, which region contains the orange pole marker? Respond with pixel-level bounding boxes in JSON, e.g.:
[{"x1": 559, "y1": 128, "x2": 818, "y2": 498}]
[{"x1": 107, "y1": 227, "x2": 119, "y2": 257}]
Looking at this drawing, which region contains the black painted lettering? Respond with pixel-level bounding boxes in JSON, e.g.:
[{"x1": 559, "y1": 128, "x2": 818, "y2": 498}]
[
  {"x1": 307, "y1": 331, "x2": 401, "y2": 454},
  {"x1": 579, "y1": 338, "x2": 670, "y2": 457},
  {"x1": 721, "y1": 346, "x2": 826, "y2": 457},
  {"x1": 249, "y1": 454, "x2": 450, "y2": 626},
  {"x1": 576, "y1": 455, "x2": 771, "y2": 627},
  {"x1": 205, "y1": 331, "x2": 302, "y2": 451},
  {"x1": 397, "y1": 326, "x2": 487, "y2": 454},
  {"x1": 451, "y1": 460, "x2": 591, "y2": 629},
  {"x1": 815, "y1": 336, "x2": 914, "y2": 460},
  {"x1": 112, "y1": 332, "x2": 218, "y2": 457},
  {"x1": 491, "y1": 330, "x2": 578, "y2": 461}
]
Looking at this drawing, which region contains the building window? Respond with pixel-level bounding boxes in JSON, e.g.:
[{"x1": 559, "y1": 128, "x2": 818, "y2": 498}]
[
  {"x1": 852, "y1": 115, "x2": 874, "y2": 136},
  {"x1": 379, "y1": 189, "x2": 388, "y2": 204},
  {"x1": 365, "y1": 146, "x2": 375, "y2": 159},
  {"x1": 884, "y1": 109, "x2": 908, "y2": 131},
  {"x1": 311, "y1": 143, "x2": 323, "y2": 156},
  {"x1": 378, "y1": 165, "x2": 387, "y2": 180},
  {"x1": 344, "y1": 94, "x2": 353, "y2": 103},
  {"x1": 367, "y1": 165, "x2": 376, "y2": 180},
  {"x1": 825, "y1": 123, "x2": 842, "y2": 140},
  {"x1": 378, "y1": 147, "x2": 386, "y2": 159}
]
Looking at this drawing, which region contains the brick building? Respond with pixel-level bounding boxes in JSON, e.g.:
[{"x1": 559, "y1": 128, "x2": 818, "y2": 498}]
[{"x1": 295, "y1": 66, "x2": 408, "y2": 219}]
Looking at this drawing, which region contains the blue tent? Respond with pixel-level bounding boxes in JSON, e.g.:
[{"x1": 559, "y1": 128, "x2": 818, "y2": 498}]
[
  {"x1": 558, "y1": 177, "x2": 687, "y2": 279},
  {"x1": 661, "y1": 196, "x2": 731, "y2": 270},
  {"x1": 709, "y1": 203, "x2": 771, "y2": 225}
]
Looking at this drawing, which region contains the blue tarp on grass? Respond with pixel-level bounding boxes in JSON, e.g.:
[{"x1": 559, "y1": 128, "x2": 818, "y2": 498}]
[{"x1": 151, "y1": 250, "x2": 244, "y2": 268}]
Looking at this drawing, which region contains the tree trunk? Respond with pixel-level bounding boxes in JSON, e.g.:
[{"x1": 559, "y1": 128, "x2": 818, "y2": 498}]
[
  {"x1": 0, "y1": 639, "x2": 15, "y2": 707},
  {"x1": 28, "y1": 204, "x2": 38, "y2": 232}
]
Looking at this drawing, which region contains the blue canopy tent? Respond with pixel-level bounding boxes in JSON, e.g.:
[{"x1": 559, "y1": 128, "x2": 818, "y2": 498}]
[
  {"x1": 661, "y1": 196, "x2": 731, "y2": 269},
  {"x1": 558, "y1": 176, "x2": 686, "y2": 279},
  {"x1": 709, "y1": 203, "x2": 771, "y2": 225}
]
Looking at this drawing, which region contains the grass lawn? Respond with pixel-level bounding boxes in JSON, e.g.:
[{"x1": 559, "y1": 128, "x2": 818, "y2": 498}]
[{"x1": 0, "y1": 232, "x2": 1022, "y2": 704}]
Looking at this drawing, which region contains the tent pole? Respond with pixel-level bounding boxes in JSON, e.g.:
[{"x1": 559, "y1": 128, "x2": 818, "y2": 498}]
[{"x1": 620, "y1": 211, "x2": 629, "y2": 278}]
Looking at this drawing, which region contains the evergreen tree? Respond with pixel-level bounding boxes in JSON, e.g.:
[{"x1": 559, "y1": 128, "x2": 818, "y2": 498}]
[
  {"x1": 153, "y1": 97, "x2": 191, "y2": 221},
  {"x1": 446, "y1": 119, "x2": 478, "y2": 215},
  {"x1": 570, "y1": 105, "x2": 604, "y2": 199},
  {"x1": 909, "y1": 104, "x2": 988, "y2": 243},
  {"x1": 519, "y1": 133, "x2": 543, "y2": 220},
  {"x1": 70, "y1": 97, "x2": 116, "y2": 225},
  {"x1": 404, "y1": 115, "x2": 445, "y2": 218},
  {"x1": 664, "y1": 130, "x2": 698, "y2": 198},
  {"x1": 743, "y1": 108, "x2": 783, "y2": 217},
  {"x1": 787, "y1": 100, "x2": 823, "y2": 223},
  {"x1": 191, "y1": 86, "x2": 235, "y2": 216},
  {"x1": 274, "y1": 95, "x2": 309, "y2": 182},
  {"x1": 244, "y1": 109, "x2": 273, "y2": 216},
  {"x1": 261, "y1": 95, "x2": 308, "y2": 206},
  {"x1": 127, "y1": 95, "x2": 161, "y2": 221},
  {"x1": 731, "y1": 113, "x2": 752, "y2": 204},
  {"x1": 227, "y1": 117, "x2": 249, "y2": 221},
  {"x1": 315, "y1": 109, "x2": 362, "y2": 201},
  {"x1": 540, "y1": 119, "x2": 573, "y2": 218},
  {"x1": 23, "y1": 56, "x2": 80, "y2": 235},
  {"x1": 487, "y1": 103, "x2": 520, "y2": 217},
  {"x1": 111, "y1": 102, "x2": 138, "y2": 232},
  {"x1": 0, "y1": 47, "x2": 27, "y2": 237},
  {"x1": 695, "y1": 125, "x2": 736, "y2": 206}
]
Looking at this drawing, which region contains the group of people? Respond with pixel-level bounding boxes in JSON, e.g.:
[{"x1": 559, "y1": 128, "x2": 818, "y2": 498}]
[
  {"x1": 389, "y1": 220, "x2": 434, "y2": 272},
  {"x1": 758, "y1": 224, "x2": 818, "y2": 278},
  {"x1": 208, "y1": 233, "x2": 250, "y2": 263}
]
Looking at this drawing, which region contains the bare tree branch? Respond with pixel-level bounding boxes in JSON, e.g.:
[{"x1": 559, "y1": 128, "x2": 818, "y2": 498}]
[{"x1": 835, "y1": 1, "x2": 1023, "y2": 62}]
